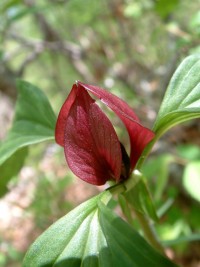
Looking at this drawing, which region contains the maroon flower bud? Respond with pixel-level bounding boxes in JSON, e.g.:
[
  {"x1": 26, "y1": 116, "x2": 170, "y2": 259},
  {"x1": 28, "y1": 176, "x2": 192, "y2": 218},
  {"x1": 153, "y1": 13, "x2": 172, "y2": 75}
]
[{"x1": 55, "y1": 81, "x2": 154, "y2": 185}]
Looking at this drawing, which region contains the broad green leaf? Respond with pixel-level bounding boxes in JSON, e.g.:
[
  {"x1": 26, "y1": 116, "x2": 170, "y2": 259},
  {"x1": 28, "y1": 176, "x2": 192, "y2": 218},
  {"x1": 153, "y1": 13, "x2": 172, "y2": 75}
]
[
  {"x1": 23, "y1": 192, "x2": 113, "y2": 267},
  {"x1": 0, "y1": 80, "x2": 56, "y2": 166},
  {"x1": 153, "y1": 55, "x2": 200, "y2": 137},
  {"x1": 99, "y1": 202, "x2": 179, "y2": 267},
  {"x1": 23, "y1": 191, "x2": 179, "y2": 267},
  {"x1": 124, "y1": 171, "x2": 158, "y2": 222},
  {"x1": 183, "y1": 161, "x2": 200, "y2": 202},
  {"x1": 0, "y1": 147, "x2": 28, "y2": 197}
]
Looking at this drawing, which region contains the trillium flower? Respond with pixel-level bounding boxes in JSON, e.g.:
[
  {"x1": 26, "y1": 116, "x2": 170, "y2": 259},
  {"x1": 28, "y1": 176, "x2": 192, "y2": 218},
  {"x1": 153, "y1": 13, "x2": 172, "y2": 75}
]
[{"x1": 55, "y1": 81, "x2": 155, "y2": 185}]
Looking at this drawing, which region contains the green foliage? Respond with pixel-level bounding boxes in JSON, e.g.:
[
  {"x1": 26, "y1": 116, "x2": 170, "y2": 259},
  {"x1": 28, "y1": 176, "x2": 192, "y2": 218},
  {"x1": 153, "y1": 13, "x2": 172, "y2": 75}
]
[
  {"x1": 0, "y1": 81, "x2": 56, "y2": 196},
  {"x1": 0, "y1": 0, "x2": 22, "y2": 11},
  {"x1": 163, "y1": 233, "x2": 200, "y2": 247},
  {"x1": 183, "y1": 161, "x2": 200, "y2": 202},
  {"x1": 23, "y1": 193, "x2": 178, "y2": 267},
  {"x1": 123, "y1": 171, "x2": 158, "y2": 222},
  {"x1": 64, "y1": 0, "x2": 102, "y2": 26},
  {"x1": 0, "y1": 80, "x2": 56, "y2": 165},
  {"x1": 154, "y1": 0, "x2": 179, "y2": 19},
  {"x1": 153, "y1": 55, "x2": 200, "y2": 138},
  {"x1": 23, "y1": 192, "x2": 111, "y2": 267},
  {"x1": 177, "y1": 144, "x2": 200, "y2": 161},
  {"x1": 0, "y1": 0, "x2": 200, "y2": 264},
  {"x1": 0, "y1": 241, "x2": 23, "y2": 267},
  {"x1": 0, "y1": 147, "x2": 28, "y2": 196},
  {"x1": 99, "y1": 202, "x2": 178, "y2": 267},
  {"x1": 176, "y1": 144, "x2": 200, "y2": 202},
  {"x1": 1, "y1": 53, "x2": 199, "y2": 267},
  {"x1": 189, "y1": 11, "x2": 200, "y2": 35},
  {"x1": 30, "y1": 174, "x2": 73, "y2": 229},
  {"x1": 143, "y1": 154, "x2": 174, "y2": 201},
  {"x1": 7, "y1": 6, "x2": 45, "y2": 22}
]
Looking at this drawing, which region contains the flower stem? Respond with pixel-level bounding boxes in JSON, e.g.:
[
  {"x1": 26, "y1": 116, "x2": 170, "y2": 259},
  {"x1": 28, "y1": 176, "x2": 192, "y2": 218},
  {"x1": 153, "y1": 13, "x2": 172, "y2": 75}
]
[
  {"x1": 136, "y1": 139, "x2": 155, "y2": 170},
  {"x1": 113, "y1": 179, "x2": 166, "y2": 255},
  {"x1": 134, "y1": 209, "x2": 165, "y2": 255},
  {"x1": 124, "y1": 172, "x2": 165, "y2": 255}
]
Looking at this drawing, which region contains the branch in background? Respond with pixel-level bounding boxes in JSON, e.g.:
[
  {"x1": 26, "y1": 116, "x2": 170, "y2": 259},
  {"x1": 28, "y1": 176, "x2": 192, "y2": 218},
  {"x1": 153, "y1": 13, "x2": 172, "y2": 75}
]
[
  {"x1": 24, "y1": 0, "x2": 60, "y2": 42},
  {"x1": 0, "y1": 64, "x2": 18, "y2": 100},
  {"x1": 23, "y1": 0, "x2": 95, "y2": 83},
  {"x1": 7, "y1": 33, "x2": 95, "y2": 81}
]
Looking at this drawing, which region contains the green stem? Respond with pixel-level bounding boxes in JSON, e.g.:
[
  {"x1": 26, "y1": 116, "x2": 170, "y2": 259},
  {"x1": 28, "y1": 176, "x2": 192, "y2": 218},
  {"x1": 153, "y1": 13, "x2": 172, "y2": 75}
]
[
  {"x1": 136, "y1": 139, "x2": 156, "y2": 170},
  {"x1": 134, "y1": 132, "x2": 169, "y2": 254},
  {"x1": 109, "y1": 134, "x2": 167, "y2": 254},
  {"x1": 127, "y1": 164, "x2": 166, "y2": 255},
  {"x1": 136, "y1": 128, "x2": 166, "y2": 171},
  {"x1": 111, "y1": 176, "x2": 166, "y2": 255},
  {"x1": 107, "y1": 182, "x2": 126, "y2": 195},
  {"x1": 134, "y1": 209, "x2": 165, "y2": 255}
]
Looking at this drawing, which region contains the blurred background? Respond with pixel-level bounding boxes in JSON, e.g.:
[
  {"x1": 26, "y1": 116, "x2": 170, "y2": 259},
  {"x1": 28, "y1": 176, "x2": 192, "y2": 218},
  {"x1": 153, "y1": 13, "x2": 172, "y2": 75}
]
[{"x1": 0, "y1": 0, "x2": 200, "y2": 266}]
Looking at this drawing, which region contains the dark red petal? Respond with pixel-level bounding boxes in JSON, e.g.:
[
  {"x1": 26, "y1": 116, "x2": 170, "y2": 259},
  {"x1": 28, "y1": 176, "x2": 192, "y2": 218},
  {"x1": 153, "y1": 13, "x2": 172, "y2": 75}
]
[
  {"x1": 126, "y1": 119, "x2": 155, "y2": 170},
  {"x1": 64, "y1": 86, "x2": 122, "y2": 185},
  {"x1": 78, "y1": 81, "x2": 155, "y2": 170},
  {"x1": 55, "y1": 84, "x2": 78, "y2": 146}
]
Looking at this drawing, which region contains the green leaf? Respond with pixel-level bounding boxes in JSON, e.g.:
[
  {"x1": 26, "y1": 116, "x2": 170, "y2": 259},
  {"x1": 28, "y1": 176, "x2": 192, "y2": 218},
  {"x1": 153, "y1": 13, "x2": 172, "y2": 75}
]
[
  {"x1": 23, "y1": 191, "x2": 179, "y2": 267},
  {"x1": 153, "y1": 55, "x2": 200, "y2": 137},
  {"x1": 23, "y1": 192, "x2": 113, "y2": 267},
  {"x1": 183, "y1": 161, "x2": 200, "y2": 202},
  {"x1": 0, "y1": 80, "x2": 56, "y2": 166},
  {"x1": 124, "y1": 171, "x2": 158, "y2": 222},
  {"x1": 99, "y1": 202, "x2": 179, "y2": 267},
  {"x1": 0, "y1": 147, "x2": 28, "y2": 197}
]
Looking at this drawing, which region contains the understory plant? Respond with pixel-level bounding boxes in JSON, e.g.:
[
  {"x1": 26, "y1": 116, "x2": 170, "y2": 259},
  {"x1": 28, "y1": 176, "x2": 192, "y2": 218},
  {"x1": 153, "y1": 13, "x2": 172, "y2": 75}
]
[{"x1": 0, "y1": 54, "x2": 200, "y2": 267}]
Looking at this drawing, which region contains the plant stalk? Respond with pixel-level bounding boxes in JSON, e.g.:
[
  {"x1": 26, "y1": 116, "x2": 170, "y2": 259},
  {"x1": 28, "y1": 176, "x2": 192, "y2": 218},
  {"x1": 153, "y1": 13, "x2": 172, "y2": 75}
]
[
  {"x1": 134, "y1": 209, "x2": 165, "y2": 255},
  {"x1": 124, "y1": 172, "x2": 166, "y2": 255}
]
